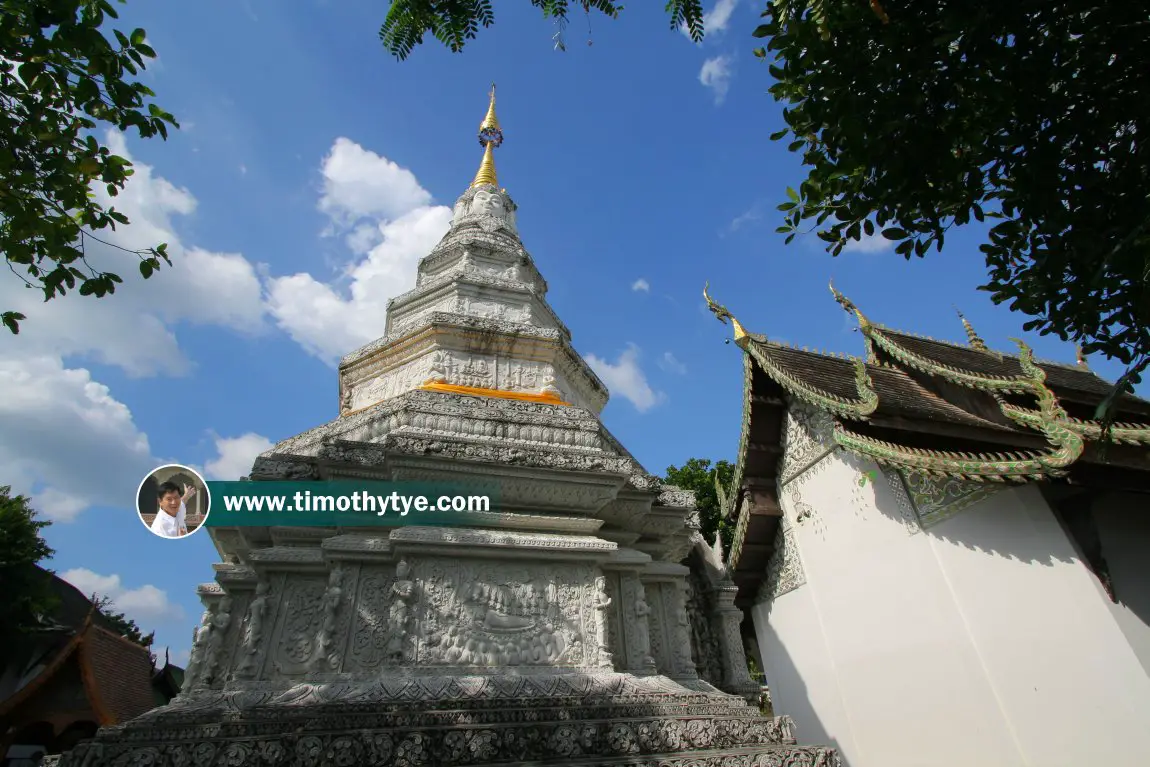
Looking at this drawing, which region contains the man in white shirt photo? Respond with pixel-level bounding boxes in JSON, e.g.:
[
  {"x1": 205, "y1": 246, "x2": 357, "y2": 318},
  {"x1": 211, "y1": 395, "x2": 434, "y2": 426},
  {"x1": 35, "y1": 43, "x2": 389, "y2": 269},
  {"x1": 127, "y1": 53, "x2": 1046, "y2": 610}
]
[{"x1": 150, "y1": 480, "x2": 197, "y2": 538}]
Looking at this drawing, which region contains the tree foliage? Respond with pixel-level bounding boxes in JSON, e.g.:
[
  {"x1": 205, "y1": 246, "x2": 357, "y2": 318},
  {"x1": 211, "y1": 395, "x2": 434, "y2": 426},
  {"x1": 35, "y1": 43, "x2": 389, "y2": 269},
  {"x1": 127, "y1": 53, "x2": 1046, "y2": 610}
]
[
  {"x1": 664, "y1": 457, "x2": 735, "y2": 556},
  {"x1": 1, "y1": 0, "x2": 178, "y2": 335},
  {"x1": 378, "y1": 0, "x2": 1150, "y2": 414},
  {"x1": 92, "y1": 594, "x2": 152, "y2": 646},
  {"x1": 761, "y1": 0, "x2": 1150, "y2": 416},
  {"x1": 0, "y1": 485, "x2": 58, "y2": 649},
  {"x1": 379, "y1": 1, "x2": 705, "y2": 59}
]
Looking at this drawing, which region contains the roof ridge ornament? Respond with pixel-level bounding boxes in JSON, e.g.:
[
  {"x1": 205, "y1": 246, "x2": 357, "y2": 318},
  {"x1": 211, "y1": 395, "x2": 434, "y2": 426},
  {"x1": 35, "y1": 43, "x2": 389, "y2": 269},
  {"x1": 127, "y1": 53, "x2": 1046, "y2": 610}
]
[
  {"x1": 1076, "y1": 344, "x2": 1090, "y2": 369},
  {"x1": 954, "y1": 307, "x2": 989, "y2": 352},
  {"x1": 703, "y1": 282, "x2": 749, "y2": 346},
  {"x1": 828, "y1": 280, "x2": 870, "y2": 329},
  {"x1": 471, "y1": 83, "x2": 504, "y2": 189}
]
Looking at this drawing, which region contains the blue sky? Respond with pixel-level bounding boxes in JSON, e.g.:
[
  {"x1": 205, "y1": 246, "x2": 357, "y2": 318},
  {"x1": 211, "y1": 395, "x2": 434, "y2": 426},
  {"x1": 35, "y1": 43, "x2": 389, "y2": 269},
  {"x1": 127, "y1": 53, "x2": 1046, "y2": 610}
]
[{"x1": 2, "y1": 0, "x2": 1141, "y2": 663}]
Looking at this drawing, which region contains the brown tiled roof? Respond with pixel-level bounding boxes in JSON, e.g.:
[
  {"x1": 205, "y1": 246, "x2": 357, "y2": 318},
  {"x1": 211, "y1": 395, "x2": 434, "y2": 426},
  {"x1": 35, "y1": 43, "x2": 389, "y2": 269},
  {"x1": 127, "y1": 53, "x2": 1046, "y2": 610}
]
[
  {"x1": 877, "y1": 329, "x2": 1150, "y2": 415},
  {"x1": 0, "y1": 615, "x2": 157, "y2": 725},
  {"x1": 79, "y1": 625, "x2": 157, "y2": 723},
  {"x1": 753, "y1": 340, "x2": 1016, "y2": 433}
]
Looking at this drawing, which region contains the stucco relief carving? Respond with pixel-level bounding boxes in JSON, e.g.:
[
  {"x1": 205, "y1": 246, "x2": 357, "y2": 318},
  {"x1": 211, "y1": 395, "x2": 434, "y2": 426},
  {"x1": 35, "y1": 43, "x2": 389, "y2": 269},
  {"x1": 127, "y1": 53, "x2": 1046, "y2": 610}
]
[
  {"x1": 233, "y1": 582, "x2": 269, "y2": 679},
  {"x1": 903, "y1": 469, "x2": 1002, "y2": 528},
  {"x1": 450, "y1": 186, "x2": 519, "y2": 235},
  {"x1": 454, "y1": 296, "x2": 534, "y2": 325},
  {"x1": 779, "y1": 403, "x2": 837, "y2": 487},
  {"x1": 310, "y1": 567, "x2": 344, "y2": 672},
  {"x1": 669, "y1": 585, "x2": 697, "y2": 677},
  {"x1": 594, "y1": 575, "x2": 614, "y2": 669},
  {"x1": 469, "y1": 188, "x2": 510, "y2": 221},
  {"x1": 271, "y1": 576, "x2": 327, "y2": 677},
  {"x1": 500, "y1": 359, "x2": 547, "y2": 392},
  {"x1": 387, "y1": 559, "x2": 416, "y2": 662},
  {"x1": 351, "y1": 357, "x2": 432, "y2": 411},
  {"x1": 685, "y1": 571, "x2": 722, "y2": 684},
  {"x1": 201, "y1": 597, "x2": 233, "y2": 686},
  {"x1": 881, "y1": 467, "x2": 923, "y2": 534},
  {"x1": 627, "y1": 578, "x2": 658, "y2": 673},
  {"x1": 759, "y1": 507, "x2": 806, "y2": 604},
  {"x1": 412, "y1": 558, "x2": 597, "y2": 667},
  {"x1": 181, "y1": 610, "x2": 212, "y2": 691},
  {"x1": 346, "y1": 567, "x2": 396, "y2": 671}
]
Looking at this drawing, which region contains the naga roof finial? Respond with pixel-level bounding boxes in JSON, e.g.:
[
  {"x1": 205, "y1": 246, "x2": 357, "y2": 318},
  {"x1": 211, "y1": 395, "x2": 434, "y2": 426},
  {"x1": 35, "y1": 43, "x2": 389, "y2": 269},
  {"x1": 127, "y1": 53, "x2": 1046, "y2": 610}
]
[
  {"x1": 471, "y1": 83, "x2": 503, "y2": 189},
  {"x1": 829, "y1": 280, "x2": 870, "y2": 329},
  {"x1": 703, "y1": 282, "x2": 749, "y2": 345},
  {"x1": 1076, "y1": 344, "x2": 1090, "y2": 369},
  {"x1": 955, "y1": 307, "x2": 989, "y2": 352}
]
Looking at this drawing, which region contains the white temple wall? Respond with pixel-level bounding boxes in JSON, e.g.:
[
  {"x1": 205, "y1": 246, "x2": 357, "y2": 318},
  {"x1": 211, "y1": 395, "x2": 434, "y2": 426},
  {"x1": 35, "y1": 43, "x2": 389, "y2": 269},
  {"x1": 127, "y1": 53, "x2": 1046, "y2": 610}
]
[
  {"x1": 753, "y1": 449, "x2": 1021, "y2": 767},
  {"x1": 925, "y1": 483, "x2": 1150, "y2": 766},
  {"x1": 749, "y1": 406, "x2": 1150, "y2": 767},
  {"x1": 1085, "y1": 491, "x2": 1150, "y2": 675}
]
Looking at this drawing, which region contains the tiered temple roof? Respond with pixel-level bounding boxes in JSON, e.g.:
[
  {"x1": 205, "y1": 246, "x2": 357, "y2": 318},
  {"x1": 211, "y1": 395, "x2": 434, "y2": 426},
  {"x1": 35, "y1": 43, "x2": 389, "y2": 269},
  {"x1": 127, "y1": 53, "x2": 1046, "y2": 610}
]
[
  {"x1": 0, "y1": 568, "x2": 176, "y2": 752},
  {"x1": 705, "y1": 283, "x2": 1150, "y2": 606}
]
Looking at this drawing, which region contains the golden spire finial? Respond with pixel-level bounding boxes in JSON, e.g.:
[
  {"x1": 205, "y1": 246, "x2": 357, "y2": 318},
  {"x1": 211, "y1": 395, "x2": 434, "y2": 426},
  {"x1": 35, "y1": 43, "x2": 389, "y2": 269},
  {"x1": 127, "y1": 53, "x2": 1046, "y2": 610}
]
[
  {"x1": 955, "y1": 307, "x2": 989, "y2": 352},
  {"x1": 703, "y1": 282, "x2": 749, "y2": 346},
  {"x1": 470, "y1": 83, "x2": 504, "y2": 189},
  {"x1": 479, "y1": 83, "x2": 500, "y2": 134}
]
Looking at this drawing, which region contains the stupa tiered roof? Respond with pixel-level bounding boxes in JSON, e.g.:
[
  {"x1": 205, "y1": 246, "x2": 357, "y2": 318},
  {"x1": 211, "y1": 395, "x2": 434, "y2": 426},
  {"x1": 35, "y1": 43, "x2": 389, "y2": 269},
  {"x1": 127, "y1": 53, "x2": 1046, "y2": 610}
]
[{"x1": 705, "y1": 283, "x2": 1150, "y2": 606}]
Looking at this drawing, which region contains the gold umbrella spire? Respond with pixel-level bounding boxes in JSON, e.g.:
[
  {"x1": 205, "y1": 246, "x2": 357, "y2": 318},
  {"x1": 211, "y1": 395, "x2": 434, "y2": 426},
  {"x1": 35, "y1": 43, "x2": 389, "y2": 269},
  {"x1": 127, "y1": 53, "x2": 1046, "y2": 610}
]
[{"x1": 471, "y1": 83, "x2": 504, "y2": 188}]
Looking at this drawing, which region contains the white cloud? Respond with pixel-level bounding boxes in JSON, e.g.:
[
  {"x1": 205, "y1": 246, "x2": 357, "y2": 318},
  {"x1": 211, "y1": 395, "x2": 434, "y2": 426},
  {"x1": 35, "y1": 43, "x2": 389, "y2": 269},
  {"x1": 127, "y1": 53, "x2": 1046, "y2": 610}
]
[
  {"x1": 659, "y1": 351, "x2": 688, "y2": 375},
  {"x1": 0, "y1": 130, "x2": 266, "y2": 377},
  {"x1": 586, "y1": 344, "x2": 665, "y2": 413},
  {"x1": 725, "y1": 202, "x2": 763, "y2": 235},
  {"x1": 681, "y1": 0, "x2": 740, "y2": 38},
  {"x1": 61, "y1": 568, "x2": 186, "y2": 625},
  {"x1": 205, "y1": 432, "x2": 274, "y2": 480},
  {"x1": 318, "y1": 137, "x2": 433, "y2": 227},
  {"x1": 266, "y1": 138, "x2": 453, "y2": 364},
  {"x1": 0, "y1": 356, "x2": 156, "y2": 521},
  {"x1": 844, "y1": 232, "x2": 895, "y2": 253},
  {"x1": 0, "y1": 130, "x2": 268, "y2": 521},
  {"x1": 699, "y1": 56, "x2": 734, "y2": 105},
  {"x1": 631, "y1": 278, "x2": 650, "y2": 293}
]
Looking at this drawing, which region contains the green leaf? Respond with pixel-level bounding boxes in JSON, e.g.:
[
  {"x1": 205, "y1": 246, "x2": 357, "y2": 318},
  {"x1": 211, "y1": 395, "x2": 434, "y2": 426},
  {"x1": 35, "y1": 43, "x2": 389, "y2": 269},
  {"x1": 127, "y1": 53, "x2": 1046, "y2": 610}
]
[
  {"x1": 752, "y1": 24, "x2": 770, "y2": 39},
  {"x1": 1, "y1": 312, "x2": 26, "y2": 334},
  {"x1": 786, "y1": 187, "x2": 799, "y2": 203},
  {"x1": 881, "y1": 228, "x2": 907, "y2": 240},
  {"x1": 130, "y1": 28, "x2": 147, "y2": 46}
]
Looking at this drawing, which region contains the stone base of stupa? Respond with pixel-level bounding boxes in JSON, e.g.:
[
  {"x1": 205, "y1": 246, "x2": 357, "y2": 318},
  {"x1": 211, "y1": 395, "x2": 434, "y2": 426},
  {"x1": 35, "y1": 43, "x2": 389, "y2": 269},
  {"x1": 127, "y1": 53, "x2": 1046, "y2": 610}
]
[{"x1": 55, "y1": 672, "x2": 840, "y2": 766}]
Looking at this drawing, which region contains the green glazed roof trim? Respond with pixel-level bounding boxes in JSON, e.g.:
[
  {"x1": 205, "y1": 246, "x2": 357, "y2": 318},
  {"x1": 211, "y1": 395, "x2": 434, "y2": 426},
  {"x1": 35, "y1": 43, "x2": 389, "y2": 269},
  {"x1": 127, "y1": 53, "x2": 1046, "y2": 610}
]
[
  {"x1": 723, "y1": 355, "x2": 754, "y2": 572},
  {"x1": 745, "y1": 340, "x2": 879, "y2": 421},
  {"x1": 830, "y1": 335, "x2": 1086, "y2": 480}
]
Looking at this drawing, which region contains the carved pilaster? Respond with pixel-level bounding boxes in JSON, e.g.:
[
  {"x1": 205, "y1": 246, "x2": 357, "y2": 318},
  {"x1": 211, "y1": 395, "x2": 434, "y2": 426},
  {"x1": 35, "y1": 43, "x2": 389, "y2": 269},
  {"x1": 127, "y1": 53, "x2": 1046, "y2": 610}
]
[
  {"x1": 667, "y1": 581, "x2": 698, "y2": 680},
  {"x1": 232, "y1": 579, "x2": 271, "y2": 680},
  {"x1": 619, "y1": 573, "x2": 657, "y2": 674},
  {"x1": 712, "y1": 579, "x2": 760, "y2": 701}
]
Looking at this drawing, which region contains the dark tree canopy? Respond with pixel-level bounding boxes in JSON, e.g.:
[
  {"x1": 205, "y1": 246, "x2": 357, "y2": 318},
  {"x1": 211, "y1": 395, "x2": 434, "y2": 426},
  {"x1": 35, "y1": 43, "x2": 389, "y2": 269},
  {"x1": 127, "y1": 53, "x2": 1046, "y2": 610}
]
[
  {"x1": 0, "y1": 485, "x2": 58, "y2": 647},
  {"x1": 664, "y1": 457, "x2": 735, "y2": 556},
  {"x1": 378, "y1": 0, "x2": 1150, "y2": 414},
  {"x1": 379, "y1": 1, "x2": 705, "y2": 58},
  {"x1": 92, "y1": 594, "x2": 152, "y2": 645},
  {"x1": 1, "y1": 0, "x2": 178, "y2": 335}
]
